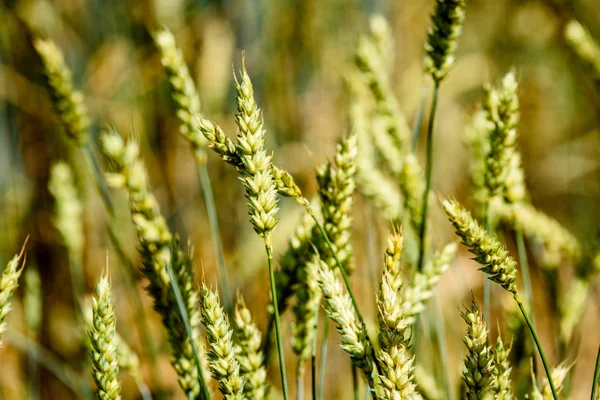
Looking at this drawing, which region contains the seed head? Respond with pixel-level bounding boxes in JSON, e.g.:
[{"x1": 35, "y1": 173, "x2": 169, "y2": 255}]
[
  {"x1": 424, "y1": 0, "x2": 468, "y2": 82},
  {"x1": 88, "y1": 274, "x2": 122, "y2": 400},
  {"x1": 34, "y1": 39, "x2": 90, "y2": 145},
  {"x1": 442, "y1": 199, "x2": 518, "y2": 294},
  {"x1": 461, "y1": 300, "x2": 494, "y2": 399}
]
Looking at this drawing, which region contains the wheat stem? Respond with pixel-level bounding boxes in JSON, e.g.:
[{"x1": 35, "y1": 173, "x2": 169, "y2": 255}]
[
  {"x1": 297, "y1": 358, "x2": 304, "y2": 400},
  {"x1": 412, "y1": 84, "x2": 430, "y2": 151},
  {"x1": 516, "y1": 228, "x2": 535, "y2": 325},
  {"x1": 352, "y1": 365, "x2": 359, "y2": 400},
  {"x1": 311, "y1": 324, "x2": 318, "y2": 400},
  {"x1": 198, "y1": 164, "x2": 233, "y2": 314},
  {"x1": 515, "y1": 295, "x2": 558, "y2": 400},
  {"x1": 267, "y1": 242, "x2": 290, "y2": 400},
  {"x1": 591, "y1": 346, "x2": 600, "y2": 400},
  {"x1": 417, "y1": 82, "x2": 440, "y2": 273},
  {"x1": 317, "y1": 317, "x2": 329, "y2": 400}
]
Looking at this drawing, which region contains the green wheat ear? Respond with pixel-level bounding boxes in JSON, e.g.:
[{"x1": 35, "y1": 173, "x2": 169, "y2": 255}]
[
  {"x1": 89, "y1": 273, "x2": 122, "y2": 400},
  {"x1": 34, "y1": 38, "x2": 90, "y2": 145},
  {"x1": 460, "y1": 300, "x2": 494, "y2": 399},
  {"x1": 0, "y1": 240, "x2": 28, "y2": 349},
  {"x1": 424, "y1": 0, "x2": 468, "y2": 83}
]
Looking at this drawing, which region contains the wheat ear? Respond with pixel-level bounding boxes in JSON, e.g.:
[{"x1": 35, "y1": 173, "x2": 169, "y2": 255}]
[
  {"x1": 88, "y1": 273, "x2": 121, "y2": 400},
  {"x1": 0, "y1": 241, "x2": 27, "y2": 348},
  {"x1": 461, "y1": 300, "x2": 494, "y2": 399},
  {"x1": 199, "y1": 284, "x2": 245, "y2": 400}
]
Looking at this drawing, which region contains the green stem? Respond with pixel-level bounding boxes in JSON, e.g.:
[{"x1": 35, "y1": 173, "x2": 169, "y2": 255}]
[
  {"x1": 6, "y1": 330, "x2": 90, "y2": 397},
  {"x1": 516, "y1": 229, "x2": 534, "y2": 323},
  {"x1": 311, "y1": 322, "x2": 318, "y2": 400},
  {"x1": 297, "y1": 360, "x2": 304, "y2": 400},
  {"x1": 198, "y1": 163, "x2": 233, "y2": 315},
  {"x1": 417, "y1": 82, "x2": 440, "y2": 272},
  {"x1": 165, "y1": 256, "x2": 211, "y2": 400},
  {"x1": 412, "y1": 84, "x2": 430, "y2": 151},
  {"x1": 515, "y1": 295, "x2": 558, "y2": 400},
  {"x1": 317, "y1": 317, "x2": 330, "y2": 400},
  {"x1": 353, "y1": 365, "x2": 359, "y2": 400},
  {"x1": 266, "y1": 242, "x2": 290, "y2": 400},
  {"x1": 82, "y1": 144, "x2": 115, "y2": 216},
  {"x1": 592, "y1": 346, "x2": 600, "y2": 400}
]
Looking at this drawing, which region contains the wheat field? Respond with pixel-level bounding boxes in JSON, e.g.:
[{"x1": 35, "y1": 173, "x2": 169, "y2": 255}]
[{"x1": 0, "y1": 0, "x2": 599, "y2": 399}]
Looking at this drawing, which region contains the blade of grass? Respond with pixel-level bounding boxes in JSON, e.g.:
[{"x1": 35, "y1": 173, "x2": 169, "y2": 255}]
[
  {"x1": 591, "y1": 346, "x2": 600, "y2": 400},
  {"x1": 515, "y1": 295, "x2": 558, "y2": 400},
  {"x1": 266, "y1": 241, "x2": 290, "y2": 400},
  {"x1": 317, "y1": 317, "x2": 330, "y2": 400},
  {"x1": 416, "y1": 82, "x2": 440, "y2": 273}
]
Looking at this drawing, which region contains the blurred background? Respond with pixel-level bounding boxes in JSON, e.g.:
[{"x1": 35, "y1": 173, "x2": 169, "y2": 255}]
[{"x1": 0, "y1": 0, "x2": 599, "y2": 398}]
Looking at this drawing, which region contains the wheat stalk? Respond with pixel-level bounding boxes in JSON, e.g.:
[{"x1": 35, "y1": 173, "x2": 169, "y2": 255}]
[
  {"x1": 491, "y1": 333, "x2": 513, "y2": 400},
  {"x1": 565, "y1": 20, "x2": 600, "y2": 82}
]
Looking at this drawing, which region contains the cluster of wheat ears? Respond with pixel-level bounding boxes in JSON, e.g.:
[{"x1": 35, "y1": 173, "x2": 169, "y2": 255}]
[{"x1": 1, "y1": 0, "x2": 600, "y2": 399}]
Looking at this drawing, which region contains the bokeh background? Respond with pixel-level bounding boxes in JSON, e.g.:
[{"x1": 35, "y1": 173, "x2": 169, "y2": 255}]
[{"x1": 0, "y1": 0, "x2": 599, "y2": 398}]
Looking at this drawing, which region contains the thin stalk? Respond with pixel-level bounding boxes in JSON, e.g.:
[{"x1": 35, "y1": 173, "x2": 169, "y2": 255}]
[
  {"x1": 311, "y1": 322, "x2": 318, "y2": 400},
  {"x1": 353, "y1": 365, "x2": 359, "y2": 400},
  {"x1": 515, "y1": 229, "x2": 534, "y2": 320},
  {"x1": 515, "y1": 295, "x2": 558, "y2": 400},
  {"x1": 164, "y1": 257, "x2": 211, "y2": 400},
  {"x1": 6, "y1": 330, "x2": 90, "y2": 397},
  {"x1": 266, "y1": 242, "x2": 290, "y2": 400},
  {"x1": 82, "y1": 143, "x2": 115, "y2": 216},
  {"x1": 592, "y1": 346, "x2": 600, "y2": 400},
  {"x1": 198, "y1": 163, "x2": 233, "y2": 315},
  {"x1": 317, "y1": 317, "x2": 330, "y2": 400},
  {"x1": 297, "y1": 360, "x2": 304, "y2": 400},
  {"x1": 412, "y1": 83, "x2": 430, "y2": 151},
  {"x1": 433, "y1": 294, "x2": 452, "y2": 400},
  {"x1": 417, "y1": 82, "x2": 440, "y2": 273}
]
